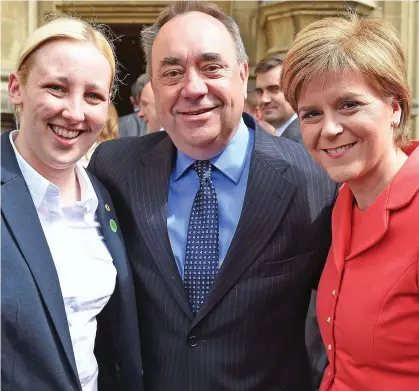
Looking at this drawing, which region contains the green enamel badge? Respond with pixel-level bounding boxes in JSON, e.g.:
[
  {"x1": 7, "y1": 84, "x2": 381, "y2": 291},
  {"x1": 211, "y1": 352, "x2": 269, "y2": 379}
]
[{"x1": 109, "y1": 219, "x2": 117, "y2": 232}]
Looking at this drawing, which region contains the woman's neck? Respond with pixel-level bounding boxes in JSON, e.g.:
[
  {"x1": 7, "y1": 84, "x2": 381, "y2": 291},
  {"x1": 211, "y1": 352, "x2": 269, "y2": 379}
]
[
  {"x1": 14, "y1": 133, "x2": 81, "y2": 206},
  {"x1": 349, "y1": 147, "x2": 408, "y2": 210}
]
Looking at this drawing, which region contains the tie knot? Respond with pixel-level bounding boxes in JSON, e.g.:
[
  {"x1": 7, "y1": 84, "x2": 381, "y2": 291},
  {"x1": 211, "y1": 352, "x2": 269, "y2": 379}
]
[{"x1": 193, "y1": 160, "x2": 212, "y2": 181}]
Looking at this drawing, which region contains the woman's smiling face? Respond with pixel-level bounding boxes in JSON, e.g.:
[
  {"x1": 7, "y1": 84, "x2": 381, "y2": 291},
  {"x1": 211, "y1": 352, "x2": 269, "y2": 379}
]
[
  {"x1": 297, "y1": 70, "x2": 401, "y2": 185},
  {"x1": 9, "y1": 38, "x2": 112, "y2": 174}
]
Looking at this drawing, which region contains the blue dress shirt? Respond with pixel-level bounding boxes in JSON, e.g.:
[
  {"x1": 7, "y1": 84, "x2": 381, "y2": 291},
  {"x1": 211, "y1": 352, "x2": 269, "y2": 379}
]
[{"x1": 167, "y1": 117, "x2": 254, "y2": 279}]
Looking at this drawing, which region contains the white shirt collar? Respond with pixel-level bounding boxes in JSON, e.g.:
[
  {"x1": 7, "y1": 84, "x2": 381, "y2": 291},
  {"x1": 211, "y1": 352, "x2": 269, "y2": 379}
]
[
  {"x1": 9, "y1": 130, "x2": 98, "y2": 215},
  {"x1": 276, "y1": 113, "x2": 298, "y2": 138}
]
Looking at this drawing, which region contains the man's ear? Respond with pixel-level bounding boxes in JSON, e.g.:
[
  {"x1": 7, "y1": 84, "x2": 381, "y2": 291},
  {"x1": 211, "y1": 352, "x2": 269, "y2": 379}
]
[
  {"x1": 239, "y1": 63, "x2": 249, "y2": 99},
  {"x1": 8, "y1": 73, "x2": 23, "y2": 105}
]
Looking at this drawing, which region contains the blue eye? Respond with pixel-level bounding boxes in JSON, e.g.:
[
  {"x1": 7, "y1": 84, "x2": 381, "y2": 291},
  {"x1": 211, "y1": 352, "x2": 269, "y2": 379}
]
[
  {"x1": 341, "y1": 101, "x2": 359, "y2": 110},
  {"x1": 301, "y1": 111, "x2": 320, "y2": 120},
  {"x1": 86, "y1": 92, "x2": 99, "y2": 100},
  {"x1": 46, "y1": 85, "x2": 65, "y2": 93}
]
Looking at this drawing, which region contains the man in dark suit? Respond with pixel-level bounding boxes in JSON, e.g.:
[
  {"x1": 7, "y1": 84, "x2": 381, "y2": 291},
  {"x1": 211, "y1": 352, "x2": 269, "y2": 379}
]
[
  {"x1": 89, "y1": 2, "x2": 337, "y2": 390},
  {"x1": 255, "y1": 54, "x2": 303, "y2": 143},
  {"x1": 118, "y1": 74, "x2": 149, "y2": 137},
  {"x1": 1, "y1": 131, "x2": 144, "y2": 391}
]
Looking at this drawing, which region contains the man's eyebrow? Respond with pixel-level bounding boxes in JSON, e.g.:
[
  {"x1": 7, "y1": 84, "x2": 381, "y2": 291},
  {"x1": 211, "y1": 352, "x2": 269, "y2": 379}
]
[
  {"x1": 200, "y1": 52, "x2": 223, "y2": 62},
  {"x1": 160, "y1": 56, "x2": 181, "y2": 67}
]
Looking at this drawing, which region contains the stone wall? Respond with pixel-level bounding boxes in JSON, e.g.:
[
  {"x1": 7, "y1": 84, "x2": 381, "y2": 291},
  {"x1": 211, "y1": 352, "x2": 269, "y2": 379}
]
[{"x1": 1, "y1": 0, "x2": 417, "y2": 137}]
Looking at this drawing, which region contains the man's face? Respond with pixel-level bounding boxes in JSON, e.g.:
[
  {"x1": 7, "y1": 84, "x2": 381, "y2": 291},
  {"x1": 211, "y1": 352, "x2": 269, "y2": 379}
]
[
  {"x1": 151, "y1": 11, "x2": 248, "y2": 160},
  {"x1": 138, "y1": 82, "x2": 160, "y2": 133},
  {"x1": 255, "y1": 65, "x2": 295, "y2": 129}
]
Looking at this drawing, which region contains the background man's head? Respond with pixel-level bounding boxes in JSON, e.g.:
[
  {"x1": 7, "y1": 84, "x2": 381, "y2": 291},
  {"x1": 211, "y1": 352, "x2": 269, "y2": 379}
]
[
  {"x1": 130, "y1": 73, "x2": 149, "y2": 113},
  {"x1": 141, "y1": 1, "x2": 249, "y2": 160},
  {"x1": 255, "y1": 54, "x2": 295, "y2": 129},
  {"x1": 138, "y1": 82, "x2": 160, "y2": 133}
]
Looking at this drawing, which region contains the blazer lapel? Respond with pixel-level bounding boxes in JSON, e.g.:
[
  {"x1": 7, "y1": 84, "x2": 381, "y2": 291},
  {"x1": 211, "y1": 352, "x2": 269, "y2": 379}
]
[
  {"x1": 331, "y1": 185, "x2": 354, "y2": 274},
  {"x1": 126, "y1": 136, "x2": 193, "y2": 319},
  {"x1": 1, "y1": 134, "x2": 80, "y2": 386},
  {"x1": 193, "y1": 127, "x2": 296, "y2": 325},
  {"x1": 343, "y1": 142, "x2": 419, "y2": 261},
  {"x1": 332, "y1": 184, "x2": 390, "y2": 266},
  {"x1": 89, "y1": 174, "x2": 127, "y2": 279}
]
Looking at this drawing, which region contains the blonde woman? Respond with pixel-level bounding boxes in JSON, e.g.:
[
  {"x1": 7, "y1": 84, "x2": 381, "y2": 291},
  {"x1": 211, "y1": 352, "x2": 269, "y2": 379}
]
[
  {"x1": 2, "y1": 16, "x2": 143, "y2": 391},
  {"x1": 281, "y1": 14, "x2": 418, "y2": 391}
]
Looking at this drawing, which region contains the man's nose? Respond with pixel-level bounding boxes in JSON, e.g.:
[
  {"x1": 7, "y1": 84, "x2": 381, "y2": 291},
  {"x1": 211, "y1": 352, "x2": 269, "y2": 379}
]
[
  {"x1": 181, "y1": 71, "x2": 208, "y2": 99},
  {"x1": 260, "y1": 90, "x2": 271, "y2": 104}
]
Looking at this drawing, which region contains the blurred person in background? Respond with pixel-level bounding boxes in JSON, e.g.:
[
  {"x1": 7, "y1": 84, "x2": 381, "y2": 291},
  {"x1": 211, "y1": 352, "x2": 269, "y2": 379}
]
[
  {"x1": 2, "y1": 15, "x2": 143, "y2": 391},
  {"x1": 255, "y1": 54, "x2": 303, "y2": 143},
  {"x1": 81, "y1": 102, "x2": 119, "y2": 166},
  {"x1": 243, "y1": 86, "x2": 276, "y2": 135},
  {"x1": 138, "y1": 81, "x2": 161, "y2": 133},
  {"x1": 281, "y1": 13, "x2": 419, "y2": 391},
  {"x1": 119, "y1": 73, "x2": 148, "y2": 137}
]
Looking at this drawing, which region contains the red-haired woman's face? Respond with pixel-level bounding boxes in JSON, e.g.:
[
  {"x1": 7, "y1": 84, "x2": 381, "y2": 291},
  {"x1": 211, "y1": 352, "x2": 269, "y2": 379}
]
[{"x1": 297, "y1": 70, "x2": 401, "y2": 185}]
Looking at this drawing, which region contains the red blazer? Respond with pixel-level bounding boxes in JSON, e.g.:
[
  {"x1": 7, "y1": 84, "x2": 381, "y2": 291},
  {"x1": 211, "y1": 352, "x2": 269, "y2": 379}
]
[{"x1": 317, "y1": 142, "x2": 419, "y2": 391}]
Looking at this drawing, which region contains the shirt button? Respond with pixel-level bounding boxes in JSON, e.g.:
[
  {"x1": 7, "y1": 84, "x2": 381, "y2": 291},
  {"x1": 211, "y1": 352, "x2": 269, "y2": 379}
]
[
  {"x1": 188, "y1": 336, "x2": 199, "y2": 347},
  {"x1": 327, "y1": 317, "x2": 331, "y2": 324},
  {"x1": 327, "y1": 344, "x2": 332, "y2": 351},
  {"x1": 328, "y1": 371, "x2": 331, "y2": 376},
  {"x1": 332, "y1": 289, "x2": 336, "y2": 296}
]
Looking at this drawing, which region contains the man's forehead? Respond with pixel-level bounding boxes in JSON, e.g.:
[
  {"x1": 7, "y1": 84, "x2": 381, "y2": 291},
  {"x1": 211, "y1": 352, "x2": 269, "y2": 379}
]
[{"x1": 153, "y1": 12, "x2": 233, "y2": 52}]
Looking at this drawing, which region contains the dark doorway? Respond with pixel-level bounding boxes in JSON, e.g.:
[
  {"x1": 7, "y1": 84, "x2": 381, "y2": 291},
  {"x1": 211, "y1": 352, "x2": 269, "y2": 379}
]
[{"x1": 108, "y1": 24, "x2": 148, "y2": 117}]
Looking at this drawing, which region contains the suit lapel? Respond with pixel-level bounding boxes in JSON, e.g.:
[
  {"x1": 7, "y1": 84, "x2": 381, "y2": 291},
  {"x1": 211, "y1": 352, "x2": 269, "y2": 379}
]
[
  {"x1": 1, "y1": 133, "x2": 80, "y2": 386},
  {"x1": 281, "y1": 118, "x2": 301, "y2": 143},
  {"x1": 89, "y1": 174, "x2": 127, "y2": 279},
  {"x1": 126, "y1": 136, "x2": 193, "y2": 319},
  {"x1": 193, "y1": 127, "x2": 296, "y2": 325}
]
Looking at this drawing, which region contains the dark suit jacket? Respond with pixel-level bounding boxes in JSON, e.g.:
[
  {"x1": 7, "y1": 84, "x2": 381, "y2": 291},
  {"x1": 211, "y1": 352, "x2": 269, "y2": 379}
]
[
  {"x1": 1, "y1": 132, "x2": 144, "y2": 391},
  {"x1": 281, "y1": 118, "x2": 327, "y2": 384},
  {"x1": 89, "y1": 113, "x2": 338, "y2": 391},
  {"x1": 119, "y1": 113, "x2": 147, "y2": 138},
  {"x1": 282, "y1": 117, "x2": 303, "y2": 144}
]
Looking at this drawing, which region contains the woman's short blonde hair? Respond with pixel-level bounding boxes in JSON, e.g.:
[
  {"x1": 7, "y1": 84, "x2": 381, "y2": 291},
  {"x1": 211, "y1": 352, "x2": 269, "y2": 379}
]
[
  {"x1": 14, "y1": 15, "x2": 117, "y2": 124},
  {"x1": 280, "y1": 13, "x2": 411, "y2": 146}
]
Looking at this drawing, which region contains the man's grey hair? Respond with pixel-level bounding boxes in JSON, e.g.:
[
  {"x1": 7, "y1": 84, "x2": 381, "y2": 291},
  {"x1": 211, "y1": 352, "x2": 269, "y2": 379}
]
[
  {"x1": 131, "y1": 73, "x2": 149, "y2": 98},
  {"x1": 141, "y1": 1, "x2": 248, "y2": 76}
]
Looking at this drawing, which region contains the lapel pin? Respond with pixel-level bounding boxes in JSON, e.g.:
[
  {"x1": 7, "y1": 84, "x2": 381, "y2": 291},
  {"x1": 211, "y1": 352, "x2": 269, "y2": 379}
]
[
  {"x1": 109, "y1": 219, "x2": 117, "y2": 233},
  {"x1": 105, "y1": 204, "x2": 111, "y2": 212}
]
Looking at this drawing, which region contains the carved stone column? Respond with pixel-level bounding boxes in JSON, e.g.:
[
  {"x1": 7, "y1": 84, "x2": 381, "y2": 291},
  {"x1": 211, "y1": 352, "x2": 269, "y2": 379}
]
[
  {"x1": 257, "y1": 1, "x2": 375, "y2": 61},
  {"x1": 372, "y1": 1, "x2": 419, "y2": 138}
]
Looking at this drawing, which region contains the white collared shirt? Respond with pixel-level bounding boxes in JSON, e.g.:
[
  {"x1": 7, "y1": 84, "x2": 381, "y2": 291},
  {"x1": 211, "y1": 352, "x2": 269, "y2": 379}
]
[
  {"x1": 276, "y1": 113, "x2": 298, "y2": 137},
  {"x1": 10, "y1": 131, "x2": 117, "y2": 391}
]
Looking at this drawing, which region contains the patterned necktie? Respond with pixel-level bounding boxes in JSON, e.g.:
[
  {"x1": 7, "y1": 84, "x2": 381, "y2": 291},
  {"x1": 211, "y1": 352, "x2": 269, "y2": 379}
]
[{"x1": 184, "y1": 160, "x2": 219, "y2": 314}]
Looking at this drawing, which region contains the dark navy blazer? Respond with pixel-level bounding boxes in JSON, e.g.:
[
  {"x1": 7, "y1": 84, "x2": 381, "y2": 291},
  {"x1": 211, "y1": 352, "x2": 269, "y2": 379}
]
[
  {"x1": 1, "y1": 131, "x2": 144, "y2": 391},
  {"x1": 89, "y1": 114, "x2": 338, "y2": 391}
]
